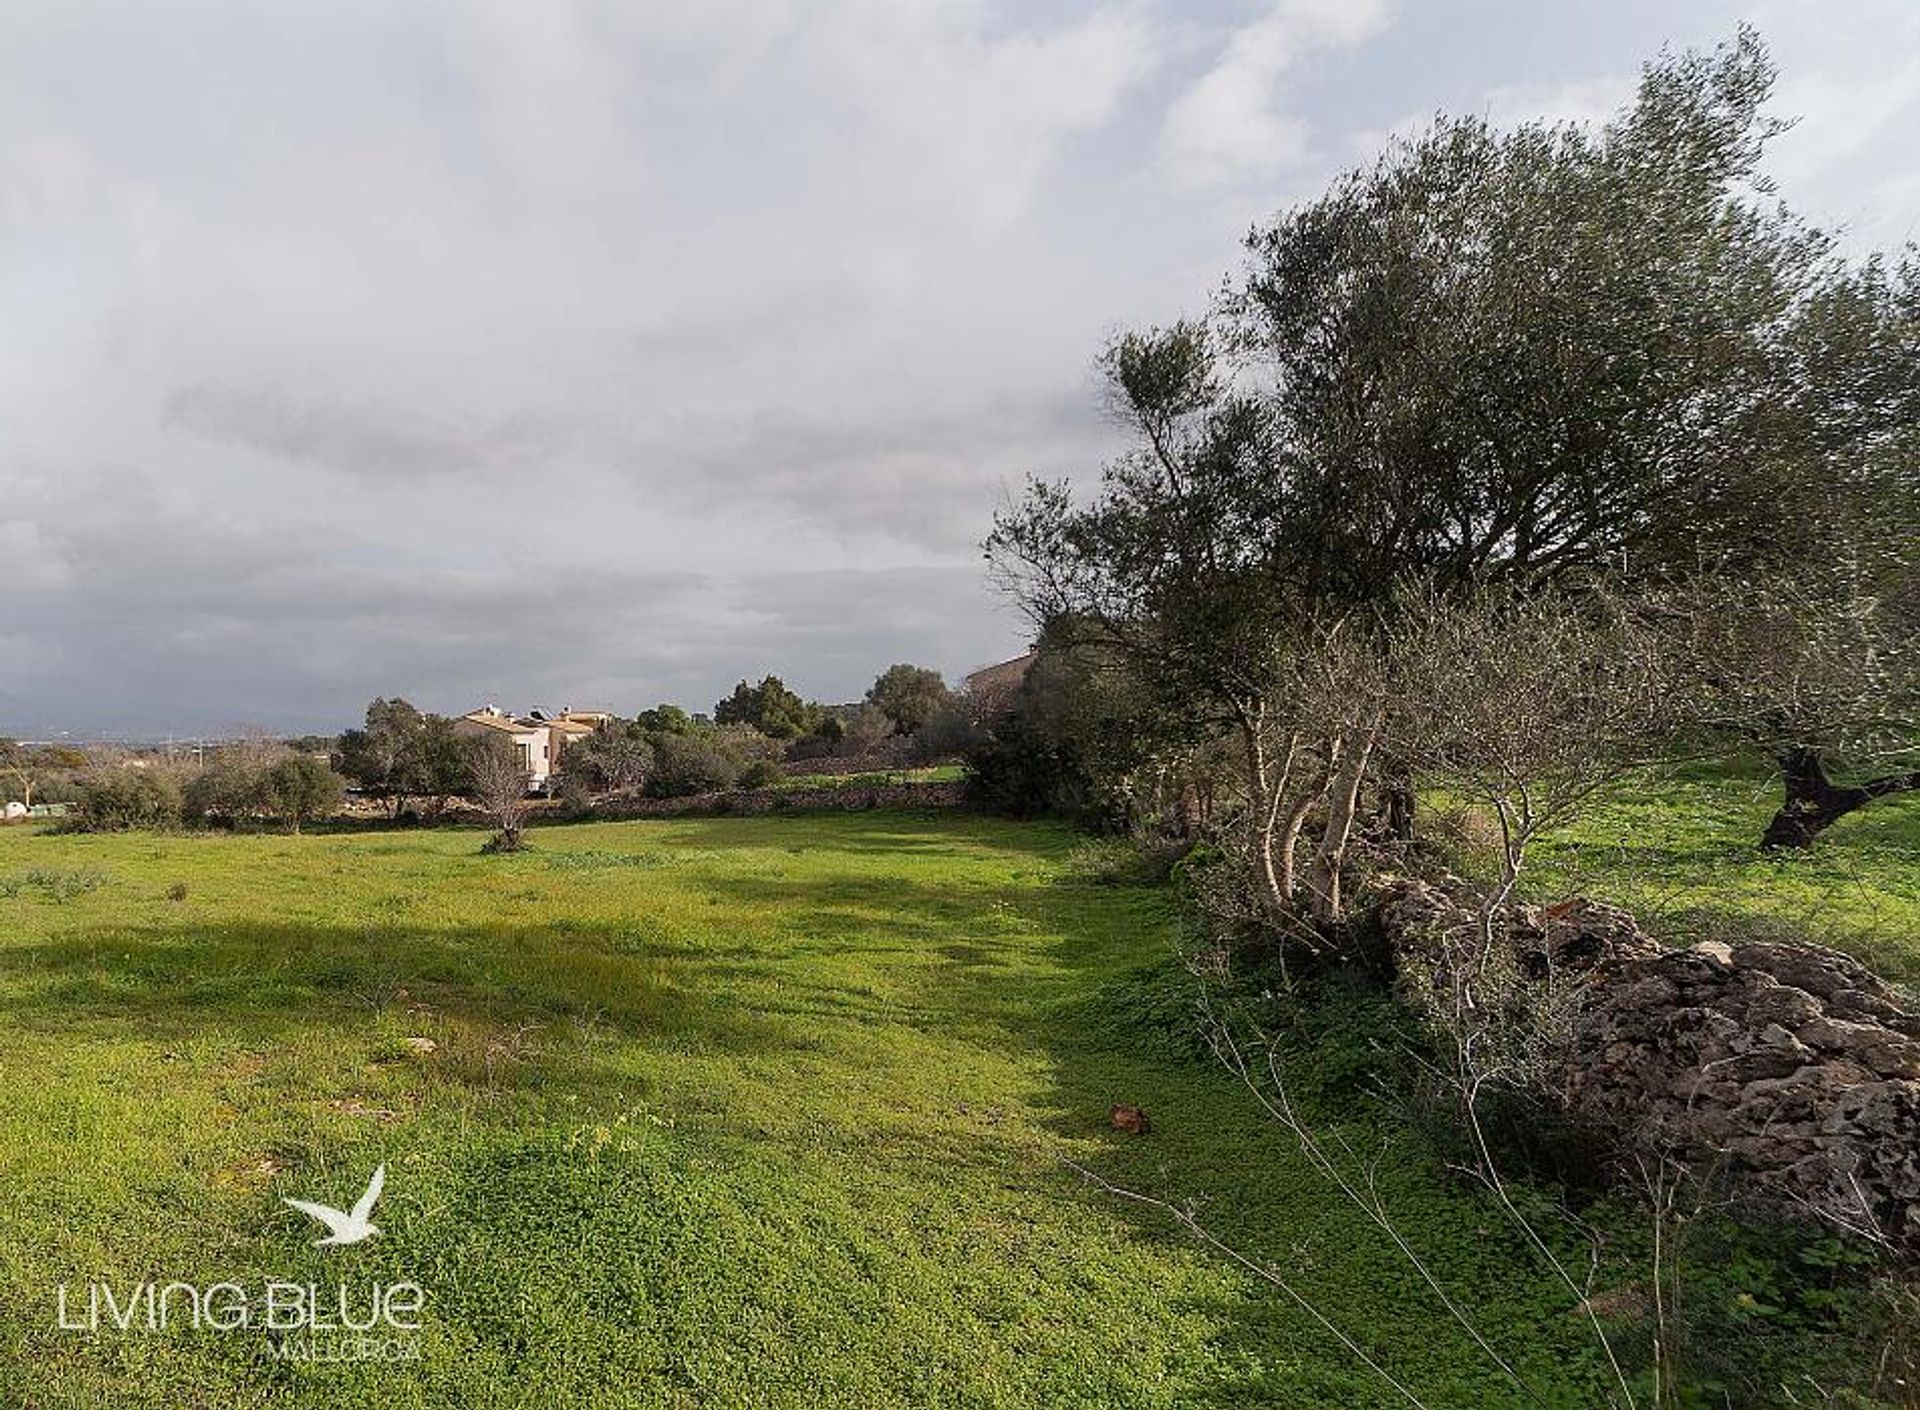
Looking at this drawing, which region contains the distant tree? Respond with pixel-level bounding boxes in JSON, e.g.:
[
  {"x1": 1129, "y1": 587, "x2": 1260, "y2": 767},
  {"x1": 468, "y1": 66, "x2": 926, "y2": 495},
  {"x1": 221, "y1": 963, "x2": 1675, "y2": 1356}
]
[
  {"x1": 334, "y1": 699, "x2": 473, "y2": 818},
  {"x1": 866, "y1": 665, "x2": 952, "y2": 736},
  {"x1": 1671, "y1": 572, "x2": 1919, "y2": 847},
  {"x1": 838, "y1": 704, "x2": 898, "y2": 755},
  {"x1": 714, "y1": 724, "x2": 785, "y2": 786},
  {"x1": 784, "y1": 711, "x2": 848, "y2": 761},
  {"x1": 713, "y1": 676, "x2": 817, "y2": 740},
  {"x1": 74, "y1": 768, "x2": 184, "y2": 832},
  {"x1": 257, "y1": 756, "x2": 346, "y2": 833},
  {"x1": 961, "y1": 624, "x2": 1171, "y2": 829},
  {"x1": 467, "y1": 736, "x2": 532, "y2": 852},
  {"x1": 182, "y1": 758, "x2": 263, "y2": 825},
  {"x1": 907, "y1": 704, "x2": 982, "y2": 763},
  {"x1": 0, "y1": 740, "x2": 89, "y2": 808},
  {"x1": 560, "y1": 724, "x2": 654, "y2": 796},
  {"x1": 647, "y1": 733, "x2": 739, "y2": 798},
  {"x1": 634, "y1": 703, "x2": 695, "y2": 737},
  {"x1": 335, "y1": 698, "x2": 426, "y2": 817},
  {"x1": 410, "y1": 715, "x2": 473, "y2": 817}
]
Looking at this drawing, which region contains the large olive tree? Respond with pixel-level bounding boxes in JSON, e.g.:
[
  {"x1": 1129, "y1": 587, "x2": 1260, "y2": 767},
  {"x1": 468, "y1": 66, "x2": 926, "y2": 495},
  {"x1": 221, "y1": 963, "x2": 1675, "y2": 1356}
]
[{"x1": 990, "y1": 29, "x2": 1916, "y2": 921}]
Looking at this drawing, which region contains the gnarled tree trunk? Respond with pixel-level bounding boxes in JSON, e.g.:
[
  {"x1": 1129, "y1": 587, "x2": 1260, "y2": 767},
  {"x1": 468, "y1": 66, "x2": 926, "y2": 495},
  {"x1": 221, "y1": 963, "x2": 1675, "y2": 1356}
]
[{"x1": 1761, "y1": 746, "x2": 1920, "y2": 849}]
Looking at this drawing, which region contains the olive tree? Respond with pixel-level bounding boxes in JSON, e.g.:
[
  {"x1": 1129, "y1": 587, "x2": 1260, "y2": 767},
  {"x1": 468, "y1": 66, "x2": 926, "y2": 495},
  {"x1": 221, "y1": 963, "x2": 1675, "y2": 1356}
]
[
  {"x1": 468, "y1": 736, "x2": 532, "y2": 852},
  {"x1": 257, "y1": 756, "x2": 346, "y2": 833},
  {"x1": 990, "y1": 30, "x2": 1912, "y2": 929},
  {"x1": 865, "y1": 665, "x2": 952, "y2": 736},
  {"x1": 1669, "y1": 571, "x2": 1919, "y2": 847}
]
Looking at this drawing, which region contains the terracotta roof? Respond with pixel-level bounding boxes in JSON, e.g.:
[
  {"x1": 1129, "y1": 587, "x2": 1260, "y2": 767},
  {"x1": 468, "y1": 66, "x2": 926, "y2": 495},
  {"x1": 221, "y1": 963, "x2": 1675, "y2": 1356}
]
[
  {"x1": 964, "y1": 652, "x2": 1037, "y2": 689},
  {"x1": 459, "y1": 710, "x2": 539, "y2": 735}
]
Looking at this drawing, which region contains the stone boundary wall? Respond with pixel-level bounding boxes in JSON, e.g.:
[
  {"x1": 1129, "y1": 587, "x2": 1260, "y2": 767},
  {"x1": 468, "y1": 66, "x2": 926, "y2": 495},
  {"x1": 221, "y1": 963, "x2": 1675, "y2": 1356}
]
[
  {"x1": 1377, "y1": 878, "x2": 1920, "y2": 1251},
  {"x1": 585, "y1": 780, "x2": 967, "y2": 820}
]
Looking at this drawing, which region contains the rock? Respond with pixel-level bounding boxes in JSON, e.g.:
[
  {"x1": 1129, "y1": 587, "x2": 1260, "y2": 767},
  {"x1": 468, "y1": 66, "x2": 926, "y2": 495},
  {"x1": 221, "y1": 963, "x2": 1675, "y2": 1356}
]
[
  {"x1": 1374, "y1": 876, "x2": 1920, "y2": 1254},
  {"x1": 403, "y1": 1036, "x2": 438, "y2": 1056},
  {"x1": 1745, "y1": 983, "x2": 1822, "y2": 1030}
]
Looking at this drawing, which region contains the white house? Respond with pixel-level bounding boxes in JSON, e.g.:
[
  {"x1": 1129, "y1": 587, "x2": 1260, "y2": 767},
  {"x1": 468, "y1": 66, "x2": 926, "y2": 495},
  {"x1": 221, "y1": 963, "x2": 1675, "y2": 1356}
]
[
  {"x1": 453, "y1": 707, "x2": 556, "y2": 789},
  {"x1": 452, "y1": 705, "x2": 611, "y2": 791}
]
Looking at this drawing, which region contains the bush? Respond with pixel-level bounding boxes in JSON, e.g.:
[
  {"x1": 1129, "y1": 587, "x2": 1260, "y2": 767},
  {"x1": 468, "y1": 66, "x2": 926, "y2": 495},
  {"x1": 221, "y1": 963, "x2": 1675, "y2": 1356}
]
[
  {"x1": 257, "y1": 756, "x2": 345, "y2": 832},
  {"x1": 183, "y1": 760, "x2": 263, "y2": 825},
  {"x1": 714, "y1": 724, "x2": 784, "y2": 775},
  {"x1": 738, "y1": 759, "x2": 783, "y2": 789},
  {"x1": 74, "y1": 769, "x2": 184, "y2": 832},
  {"x1": 647, "y1": 734, "x2": 739, "y2": 798},
  {"x1": 907, "y1": 704, "x2": 982, "y2": 763},
  {"x1": 963, "y1": 715, "x2": 1119, "y2": 828},
  {"x1": 182, "y1": 752, "x2": 345, "y2": 831}
]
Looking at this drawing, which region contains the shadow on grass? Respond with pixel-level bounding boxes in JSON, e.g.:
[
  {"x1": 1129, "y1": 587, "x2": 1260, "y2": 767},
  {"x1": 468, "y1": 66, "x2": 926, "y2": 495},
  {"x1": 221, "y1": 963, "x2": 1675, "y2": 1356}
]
[
  {"x1": 0, "y1": 916, "x2": 803, "y2": 1061},
  {"x1": 0, "y1": 814, "x2": 1567, "y2": 1407}
]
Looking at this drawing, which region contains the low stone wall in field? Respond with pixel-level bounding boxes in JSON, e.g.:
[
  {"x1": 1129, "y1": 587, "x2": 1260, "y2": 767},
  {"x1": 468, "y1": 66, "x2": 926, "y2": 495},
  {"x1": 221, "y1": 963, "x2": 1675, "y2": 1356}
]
[
  {"x1": 1377, "y1": 877, "x2": 1920, "y2": 1252},
  {"x1": 778, "y1": 753, "x2": 911, "y2": 778},
  {"x1": 587, "y1": 780, "x2": 967, "y2": 819}
]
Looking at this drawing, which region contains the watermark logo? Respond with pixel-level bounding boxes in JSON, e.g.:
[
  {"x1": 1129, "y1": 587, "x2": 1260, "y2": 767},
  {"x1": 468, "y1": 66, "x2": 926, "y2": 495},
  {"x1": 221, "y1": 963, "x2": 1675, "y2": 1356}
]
[
  {"x1": 284, "y1": 1163, "x2": 385, "y2": 1247},
  {"x1": 55, "y1": 1164, "x2": 424, "y2": 1363}
]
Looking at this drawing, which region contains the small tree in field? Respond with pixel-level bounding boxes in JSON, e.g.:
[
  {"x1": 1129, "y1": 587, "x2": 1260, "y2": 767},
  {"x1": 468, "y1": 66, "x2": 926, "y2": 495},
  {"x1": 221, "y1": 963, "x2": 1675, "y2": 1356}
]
[
  {"x1": 866, "y1": 665, "x2": 952, "y2": 736},
  {"x1": 1, "y1": 741, "x2": 89, "y2": 809},
  {"x1": 258, "y1": 756, "x2": 346, "y2": 833},
  {"x1": 468, "y1": 737, "x2": 532, "y2": 852}
]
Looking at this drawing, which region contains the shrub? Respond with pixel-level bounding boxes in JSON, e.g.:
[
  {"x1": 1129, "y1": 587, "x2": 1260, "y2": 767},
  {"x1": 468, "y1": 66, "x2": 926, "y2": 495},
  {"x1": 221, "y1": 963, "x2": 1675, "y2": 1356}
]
[
  {"x1": 182, "y1": 752, "x2": 345, "y2": 831},
  {"x1": 963, "y1": 715, "x2": 1119, "y2": 828},
  {"x1": 183, "y1": 760, "x2": 263, "y2": 825},
  {"x1": 257, "y1": 756, "x2": 345, "y2": 832},
  {"x1": 907, "y1": 704, "x2": 982, "y2": 763},
  {"x1": 738, "y1": 759, "x2": 783, "y2": 789},
  {"x1": 74, "y1": 769, "x2": 184, "y2": 832},
  {"x1": 647, "y1": 734, "x2": 739, "y2": 798},
  {"x1": 0, "y1": 866, "x2": 109, "y2": 901}
]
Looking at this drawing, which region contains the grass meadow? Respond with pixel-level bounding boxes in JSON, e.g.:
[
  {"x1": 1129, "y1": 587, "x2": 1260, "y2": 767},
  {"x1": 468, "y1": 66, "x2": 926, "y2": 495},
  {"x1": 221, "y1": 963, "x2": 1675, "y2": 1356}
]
[
  {"x1": 1527, "y1": 759, "x2": 1920, "y2": 979},
  {"x1": 0, "y1": 797, "x2": 1908, "y2": 1406}
]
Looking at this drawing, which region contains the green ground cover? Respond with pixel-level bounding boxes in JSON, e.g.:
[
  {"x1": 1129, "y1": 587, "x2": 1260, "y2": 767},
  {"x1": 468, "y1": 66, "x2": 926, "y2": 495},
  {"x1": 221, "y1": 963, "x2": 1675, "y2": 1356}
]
[
  {"x1": 1525, "y1": 759, "x2": 1920, "y2": 979},
  {"x1": 771, "y1": 764, "x2": 965, "y2": 791},
  {"x1": 0, "y1": 805, "x2": 1895, "y2": 1406}
]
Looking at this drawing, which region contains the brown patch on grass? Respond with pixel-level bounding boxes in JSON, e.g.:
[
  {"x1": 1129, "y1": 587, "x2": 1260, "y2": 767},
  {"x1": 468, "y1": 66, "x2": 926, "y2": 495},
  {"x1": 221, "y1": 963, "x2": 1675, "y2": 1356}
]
[{"x1": 213, "y1": 1155, "x2": 286, "y2": 1189}]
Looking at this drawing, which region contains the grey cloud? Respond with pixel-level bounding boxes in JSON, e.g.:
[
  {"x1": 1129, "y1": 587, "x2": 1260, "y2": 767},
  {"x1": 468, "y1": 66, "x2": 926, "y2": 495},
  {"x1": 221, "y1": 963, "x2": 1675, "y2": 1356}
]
[
  {"x1": 1, "y1": 1, "x2": 1910, "y2": 736},
  {"x1": 641, "y1": 391, "x2": 1123, "y2": 551},
  {"x1": 163, "y1": 384, "x2": 569, "y2": 482}
]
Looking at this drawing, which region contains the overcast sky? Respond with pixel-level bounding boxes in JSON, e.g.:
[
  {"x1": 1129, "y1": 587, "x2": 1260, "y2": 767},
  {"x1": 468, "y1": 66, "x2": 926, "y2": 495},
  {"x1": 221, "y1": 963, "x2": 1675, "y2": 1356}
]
[{"x1": 2, "y1": 0, "x2": 1916, "y2": 737}]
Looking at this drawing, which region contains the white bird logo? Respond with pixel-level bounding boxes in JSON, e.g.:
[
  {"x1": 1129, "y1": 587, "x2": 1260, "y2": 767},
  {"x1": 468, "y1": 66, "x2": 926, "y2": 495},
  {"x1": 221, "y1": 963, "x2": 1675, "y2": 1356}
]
[{"x1": 283, "y1": 1164, "x2": 386, "y2": 1247}]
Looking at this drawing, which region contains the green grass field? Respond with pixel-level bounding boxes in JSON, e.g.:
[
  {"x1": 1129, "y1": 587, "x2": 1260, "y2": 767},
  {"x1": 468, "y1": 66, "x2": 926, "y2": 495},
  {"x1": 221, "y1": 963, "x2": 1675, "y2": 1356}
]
[
  {"x1": 1525, "y1": 759, "x2": 1920, "y2": 979},
  {"x1": 0, "y1": 802, "x2": 1899, "y2": 1406},
  {"x1": 771, "y1": 764, "x2": 966, "y2": 791}
]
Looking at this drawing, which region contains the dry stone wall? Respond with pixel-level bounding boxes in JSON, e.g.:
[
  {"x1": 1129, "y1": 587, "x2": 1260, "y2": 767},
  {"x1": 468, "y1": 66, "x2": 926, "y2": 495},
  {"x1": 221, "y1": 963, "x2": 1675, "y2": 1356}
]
[{"x1": 1376, "y1": 878, "x2": 1920, "y2": 1250}]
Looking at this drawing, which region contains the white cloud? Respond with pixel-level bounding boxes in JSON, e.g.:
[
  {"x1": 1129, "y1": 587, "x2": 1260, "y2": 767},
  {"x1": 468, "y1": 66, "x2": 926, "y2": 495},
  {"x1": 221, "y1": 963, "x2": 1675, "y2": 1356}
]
[
  {"x1": 1161, "y1": 0, "x2": 1391, "y2": 188},
  {"x1": 1477, "y1": 75, "x2": 1636, "y2": 131}
]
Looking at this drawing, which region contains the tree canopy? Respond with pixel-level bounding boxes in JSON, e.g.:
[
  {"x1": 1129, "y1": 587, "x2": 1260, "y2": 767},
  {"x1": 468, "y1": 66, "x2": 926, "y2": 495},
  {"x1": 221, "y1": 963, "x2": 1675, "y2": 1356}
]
[
  {"x1": 866, "y1": 665, "x2": 952, "y2": 736},
  {"x1": 991, "y1": 28, "x2": 1916, "y2": 730}
]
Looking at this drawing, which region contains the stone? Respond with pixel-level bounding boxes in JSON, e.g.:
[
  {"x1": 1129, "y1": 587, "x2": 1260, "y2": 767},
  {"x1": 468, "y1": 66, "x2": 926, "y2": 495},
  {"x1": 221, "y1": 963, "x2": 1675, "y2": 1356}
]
[{"x1": 1374, "y1": 876, "x2": 1920, "y2": 1255}]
